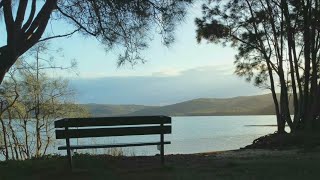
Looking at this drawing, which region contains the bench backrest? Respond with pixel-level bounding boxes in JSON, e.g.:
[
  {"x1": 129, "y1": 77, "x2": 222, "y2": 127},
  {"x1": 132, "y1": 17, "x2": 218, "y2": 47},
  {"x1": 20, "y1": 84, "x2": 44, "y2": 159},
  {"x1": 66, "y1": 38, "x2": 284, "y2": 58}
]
[{"x1": 55, "y1": 116, "x2": 171, "y2": 139}]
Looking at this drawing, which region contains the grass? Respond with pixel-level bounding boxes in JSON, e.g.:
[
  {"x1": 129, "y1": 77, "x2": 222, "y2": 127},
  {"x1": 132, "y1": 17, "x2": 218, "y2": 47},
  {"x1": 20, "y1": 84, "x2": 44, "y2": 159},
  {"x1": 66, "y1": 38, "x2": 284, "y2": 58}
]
[{"x1": 0, "y1": 149, "x2": 320, "y2": 180}]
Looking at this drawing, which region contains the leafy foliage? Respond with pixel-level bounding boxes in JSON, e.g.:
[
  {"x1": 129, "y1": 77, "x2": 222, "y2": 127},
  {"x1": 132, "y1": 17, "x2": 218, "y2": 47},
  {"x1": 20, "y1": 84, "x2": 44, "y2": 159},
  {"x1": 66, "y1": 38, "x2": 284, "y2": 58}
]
[
  {"x1": 196, "y1": 0, "x2": 320, "y2": 133},
  {"x1": 57, "y1": 0, "x2": 192, "y2": 65},
  {"x1": 0, "y1": 0, "x2": 193, "y2": 83}
]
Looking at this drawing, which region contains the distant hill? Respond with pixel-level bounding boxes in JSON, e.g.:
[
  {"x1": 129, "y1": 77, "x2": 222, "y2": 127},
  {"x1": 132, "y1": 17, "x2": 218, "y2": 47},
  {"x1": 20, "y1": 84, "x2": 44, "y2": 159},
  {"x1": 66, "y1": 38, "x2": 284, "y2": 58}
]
[
  {"x1": 80, "y1": 104, "x2": 156, "y2": 117},
  {"x1": 82, "y1": 94, "x2": 291, "y2": 117},
  {"x1": 127, "y1": 94, "x2": 279, "y2": 116}
]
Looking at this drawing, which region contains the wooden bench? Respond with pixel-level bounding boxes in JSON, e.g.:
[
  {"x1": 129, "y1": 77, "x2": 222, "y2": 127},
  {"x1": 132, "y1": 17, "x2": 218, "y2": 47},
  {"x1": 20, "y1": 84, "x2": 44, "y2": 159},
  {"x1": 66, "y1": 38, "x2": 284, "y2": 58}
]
[{"x1": 54, "y1": 116, "x2": 172, "y2": 170}]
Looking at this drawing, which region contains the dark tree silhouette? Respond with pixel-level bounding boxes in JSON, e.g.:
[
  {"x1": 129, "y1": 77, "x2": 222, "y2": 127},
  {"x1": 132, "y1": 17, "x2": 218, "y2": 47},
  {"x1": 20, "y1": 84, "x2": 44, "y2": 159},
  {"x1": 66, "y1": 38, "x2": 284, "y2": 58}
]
[
  {"x1": 196, "y1": 0, "x2": 320, "y2": 133},
  {"x1": 0, "y1": 0, "x2": 192, "y2": 83}
]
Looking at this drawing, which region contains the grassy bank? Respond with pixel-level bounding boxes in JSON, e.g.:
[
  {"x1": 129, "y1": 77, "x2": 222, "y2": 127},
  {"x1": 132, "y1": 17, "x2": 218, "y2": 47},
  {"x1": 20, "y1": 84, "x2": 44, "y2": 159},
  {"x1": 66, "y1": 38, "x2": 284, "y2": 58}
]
[{"x1": 0, "y1": 149, "x2": 320, "y2": 180}]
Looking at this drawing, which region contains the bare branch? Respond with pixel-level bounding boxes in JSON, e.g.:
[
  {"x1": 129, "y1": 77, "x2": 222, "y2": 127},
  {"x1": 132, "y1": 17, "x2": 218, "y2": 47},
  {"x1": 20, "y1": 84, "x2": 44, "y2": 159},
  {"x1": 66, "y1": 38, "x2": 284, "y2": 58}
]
[
  {"x1": 22, "y1": 0, "x2": 57, "y2": 55},
  {"x1": 3, "y1": 0, "x2": 15, "y2": 41},
  {"x1": 38, "y1": 28, "x2": 80, "y2": 43},
  {"x1": 21, "y1": 0, "x2": 36, "y2": 32},
  {"x1": 25, "y1": 0, "x2": 57, "y2": 40},
  {"x1": 15, "y1": 0, "x2": 28, "y2": 28}
]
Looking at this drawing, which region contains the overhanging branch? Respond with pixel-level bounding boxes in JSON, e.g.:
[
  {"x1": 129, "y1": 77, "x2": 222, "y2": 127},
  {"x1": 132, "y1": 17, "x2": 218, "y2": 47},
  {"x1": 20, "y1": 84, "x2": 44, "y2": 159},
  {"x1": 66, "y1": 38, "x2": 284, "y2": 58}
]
[
  {"x1": 38, "y1": 28, "x2": 80, "y2": 42},
  {"x1": 22, "y1": 0, "x2": 37, "y2": 32},
  {"x1": 56, "y1": 6, "x2": 97, "y2": 36},
  {"x1": 0, "y1": 0, "x2": 4, "y2": 9}
]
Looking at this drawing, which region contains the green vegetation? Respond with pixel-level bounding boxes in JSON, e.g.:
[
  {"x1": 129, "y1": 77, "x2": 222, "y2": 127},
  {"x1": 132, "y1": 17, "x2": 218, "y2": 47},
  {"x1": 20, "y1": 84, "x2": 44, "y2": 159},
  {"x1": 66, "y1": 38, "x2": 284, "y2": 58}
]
[
  {"x1": 0, "y1": 43, "x2": 89, "y2": 161},
  {"x1": 0, "y1": 150, "x2": 320, "y2": 180}
]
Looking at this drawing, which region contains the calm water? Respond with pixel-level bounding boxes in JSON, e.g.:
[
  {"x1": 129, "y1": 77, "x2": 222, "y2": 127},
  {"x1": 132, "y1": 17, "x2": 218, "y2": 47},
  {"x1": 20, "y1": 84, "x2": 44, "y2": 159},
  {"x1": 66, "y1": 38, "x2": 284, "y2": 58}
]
[{"x1": 54, "y1": 115, "x2": 279, "y2": 156}]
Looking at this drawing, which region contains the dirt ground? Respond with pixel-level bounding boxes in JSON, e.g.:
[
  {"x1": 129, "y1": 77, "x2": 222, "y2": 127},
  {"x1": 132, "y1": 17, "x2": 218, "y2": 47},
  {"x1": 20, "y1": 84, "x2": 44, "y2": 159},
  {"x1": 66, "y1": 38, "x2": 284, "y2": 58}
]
[{"x1": 1, "y1": 148, "x2": 320, "y2": 180}]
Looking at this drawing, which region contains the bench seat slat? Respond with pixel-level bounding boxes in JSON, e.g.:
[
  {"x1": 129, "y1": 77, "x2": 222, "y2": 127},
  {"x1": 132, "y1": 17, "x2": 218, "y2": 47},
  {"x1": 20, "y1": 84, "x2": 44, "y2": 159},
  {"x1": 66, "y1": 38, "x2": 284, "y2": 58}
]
[
  {"x1": 58, "y1": 141, "x2": 171, "y2": 150},
  {"x1": 56, "y1": 125, "x2": 171, "y2": 139},
  {"x1": 55, "y1": 116, "x2": 171, "y2": 128}
]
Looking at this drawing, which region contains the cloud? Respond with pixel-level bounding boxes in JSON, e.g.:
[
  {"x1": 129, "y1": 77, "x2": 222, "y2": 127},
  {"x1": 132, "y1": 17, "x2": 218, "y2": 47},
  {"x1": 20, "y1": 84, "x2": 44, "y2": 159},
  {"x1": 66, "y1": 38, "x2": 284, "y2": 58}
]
[
  {"x1": 152, "y1": 68, "x2": 182, "y2": 77},
  {"x1": 70, "y1": 65, "x2": 266, "y2": 105}
]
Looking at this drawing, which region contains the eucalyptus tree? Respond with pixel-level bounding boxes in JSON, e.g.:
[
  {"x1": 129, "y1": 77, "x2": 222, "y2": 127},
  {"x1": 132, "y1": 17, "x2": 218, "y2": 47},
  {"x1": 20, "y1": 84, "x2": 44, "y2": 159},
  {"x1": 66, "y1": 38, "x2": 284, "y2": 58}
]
[
  {"x1": 0, "y1": 0, "x2": 192, "y2": 84},
  {"x1": 196, "y1": 0, "x2": 320, "y2": 133}
]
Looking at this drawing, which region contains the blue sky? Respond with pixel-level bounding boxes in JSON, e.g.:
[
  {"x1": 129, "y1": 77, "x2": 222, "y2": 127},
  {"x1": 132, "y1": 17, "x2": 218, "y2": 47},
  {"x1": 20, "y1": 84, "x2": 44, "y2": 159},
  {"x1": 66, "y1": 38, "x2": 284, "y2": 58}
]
[
  {"x1": 70, "y1": 65, "x2": 267, "y2": 105},
  {"x1": 1, "y1": 2, "x2": 267, "y2": 105},
  {"x1": 47, "y1": 3, "x2": 237, "y2": 78}
]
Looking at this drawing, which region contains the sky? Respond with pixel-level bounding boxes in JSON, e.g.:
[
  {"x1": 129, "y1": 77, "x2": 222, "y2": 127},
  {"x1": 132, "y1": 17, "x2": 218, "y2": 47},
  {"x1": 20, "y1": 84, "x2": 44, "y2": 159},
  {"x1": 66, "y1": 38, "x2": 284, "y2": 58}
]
[
  {"x1": 1, "y1": 2, "x2": 267, "y2": 105},
  {"x1": 70, "y1": 65, "x2": 267, "y2": 105}
]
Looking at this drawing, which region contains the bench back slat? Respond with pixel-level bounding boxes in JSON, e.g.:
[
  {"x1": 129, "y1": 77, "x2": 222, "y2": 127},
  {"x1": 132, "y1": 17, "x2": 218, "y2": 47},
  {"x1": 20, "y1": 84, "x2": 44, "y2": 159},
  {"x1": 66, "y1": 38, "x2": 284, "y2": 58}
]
[
  {"x1": 54, "y1": 116, "x2": 171, "y2": 128},
  {"x1": 56, "y1": 125, "x2": 171, "y2": 139}
]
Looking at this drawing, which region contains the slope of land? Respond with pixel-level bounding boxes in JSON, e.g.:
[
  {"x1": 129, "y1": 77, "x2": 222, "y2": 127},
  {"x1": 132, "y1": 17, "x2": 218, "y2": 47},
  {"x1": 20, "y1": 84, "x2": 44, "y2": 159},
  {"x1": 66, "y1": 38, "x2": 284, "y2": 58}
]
[
  {"x1": 80, "y1": 104, "x2": 156, "y2": 117},
  {"x1": 128, "y1": 94, "x2": 285, "y2": 116},
  {"x1": 83, "y1": 94, "x2": 292, "y2": 117}
]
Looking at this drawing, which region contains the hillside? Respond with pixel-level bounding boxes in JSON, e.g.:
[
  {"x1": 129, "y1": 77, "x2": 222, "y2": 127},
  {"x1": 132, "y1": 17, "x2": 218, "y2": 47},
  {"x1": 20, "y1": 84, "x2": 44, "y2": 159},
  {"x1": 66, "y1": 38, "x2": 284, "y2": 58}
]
[
  {"x1": 127, "y1": 94, "x2": 277, "y2": 116},
  {"x1": 81, "y1": 104, "x2": 156, "y2": 117},
  {"x1": 83, "y1": 94, "x2": 290, "y2": 117}
]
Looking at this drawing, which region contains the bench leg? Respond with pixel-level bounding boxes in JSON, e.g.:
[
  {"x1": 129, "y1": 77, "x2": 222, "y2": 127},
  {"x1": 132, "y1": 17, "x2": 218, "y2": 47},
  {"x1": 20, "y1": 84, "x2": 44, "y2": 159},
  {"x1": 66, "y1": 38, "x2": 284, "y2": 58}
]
[
  {"x1": 160, "y1": 133, "x2": 164, "y2": 165},
  {"x1": 66, "y1": 137, "x2": 73, "y2": 171}
]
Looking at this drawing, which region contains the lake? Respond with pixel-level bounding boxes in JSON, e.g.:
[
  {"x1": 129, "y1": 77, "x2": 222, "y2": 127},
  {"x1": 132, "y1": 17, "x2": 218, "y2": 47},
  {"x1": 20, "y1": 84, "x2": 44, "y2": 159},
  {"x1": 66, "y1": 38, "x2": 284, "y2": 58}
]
[{"x1": 53, "y1": 115, "x2": 280, "y2": 156}]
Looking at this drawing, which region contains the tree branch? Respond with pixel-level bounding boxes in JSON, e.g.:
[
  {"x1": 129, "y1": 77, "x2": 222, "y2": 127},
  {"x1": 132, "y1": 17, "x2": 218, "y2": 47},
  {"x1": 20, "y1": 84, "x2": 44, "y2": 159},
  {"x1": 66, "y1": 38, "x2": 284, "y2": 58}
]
[
  {"x1": 3, "y1": 0, "x2": 15, "y2": 42},
  {"x1": 230, "y1": 34, "x2": 261, "y2": 51},
  {"x1": 146, "y1": 0, "x2": 163, "y2": 12},
  {"x1": 56, "y1": 6, "x2": 97, "y2": 36},
  {"x1": 22, "y1": 0, "x2": 36, "y2": 32},
  {"x1": 25, "y1": 0, "x2": 57, "y2": 39},
  {"x1": 15, "y1": 0, "x2": 28, "y2": 29},
  {"x1": 38, "y1": 28, "x2": 80, "y2": 43},
  {"x1": 21, "y1": 0, "x2": 57, "y2": 55}
]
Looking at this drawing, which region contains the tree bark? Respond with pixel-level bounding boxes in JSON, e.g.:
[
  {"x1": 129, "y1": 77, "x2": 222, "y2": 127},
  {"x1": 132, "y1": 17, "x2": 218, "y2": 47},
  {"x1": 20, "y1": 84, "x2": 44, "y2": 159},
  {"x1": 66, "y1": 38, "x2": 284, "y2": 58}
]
[
  {"x1": 302, "y1": 1, "x2": 312, "y2": 130},
  {"x1": 0, "y1": 0, "x2": 58, "y2": 85},
  {"x1": 266, "y1": 60, "x2": 285, "y2": 133},
  {"x1": 0, "y1": 46, "x2": 17, "y2": 84},
  {"x1": 22, "y1": 119, "x2": 30, "y2": 159}
]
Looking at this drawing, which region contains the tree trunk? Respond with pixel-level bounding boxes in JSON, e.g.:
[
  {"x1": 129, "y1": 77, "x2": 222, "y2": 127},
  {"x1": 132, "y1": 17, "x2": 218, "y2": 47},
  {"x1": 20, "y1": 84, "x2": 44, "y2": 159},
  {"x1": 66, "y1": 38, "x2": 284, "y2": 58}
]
[
  {"x1": 287, "y1": 46, "x2": 299, "y2": 131},
  {"x1": 0, "y1": 118, "x2": 9, "y2": 160},
  {"x1": 281, "y1": 0, "x2": 304, "y2": 131},
  {"x1": 302, "y1": 1, "x2": 312, "y2": 130},
  {"x1": 35, "y1": 119, "x2": 42, "y2": 157},
  {"x1": 8, "y1": 110, "x2": 20, "y2": 160},
  {"x1": 0, "y1": 46, "x2": 18, "y2": 84},
  {"x1": 316, "y1": 83, "x2": 320, "y2": 122},
  {"x1": 43, "y1": 118, "x2": 51, "y2": 156},
  {"x1": 266, "y1": 60, "x2": 285, "y2": 133},
  {"x1": 309, "y1": 1, "x2": 319, "y2": 130},
  {"x1": 23, "y1": 119, "x2": 30, "y2": 159},
  {"x1": 7, "y1": 134, "x2": 15, "y2": 160},
  {"x1": 0, "y1": 68, "x2": 7, "y2": 85},
  {"x1": 283, "y1": 2, "x2": 299, "y2": 130}
]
